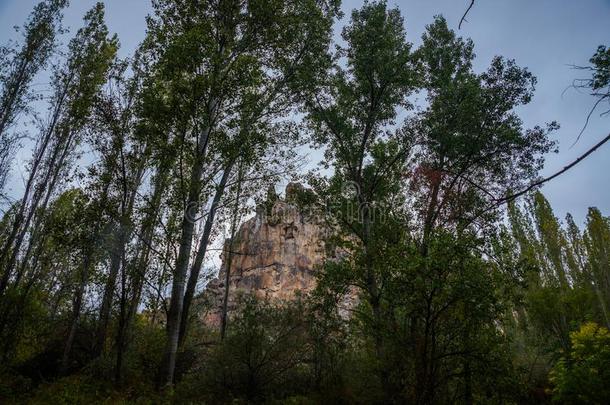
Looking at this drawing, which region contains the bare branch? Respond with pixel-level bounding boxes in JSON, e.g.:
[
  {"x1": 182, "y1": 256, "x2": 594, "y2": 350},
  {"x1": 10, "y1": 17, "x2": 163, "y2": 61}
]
[
  {"x1": 572, "y1": 95, "x2": 609, "y2": 147},
  {"x1": 459, "y1": 1, "x2": 475, "y2": 30},
  {"x1": 462, "y1": 132, "x2": 610, "y2": 229}
]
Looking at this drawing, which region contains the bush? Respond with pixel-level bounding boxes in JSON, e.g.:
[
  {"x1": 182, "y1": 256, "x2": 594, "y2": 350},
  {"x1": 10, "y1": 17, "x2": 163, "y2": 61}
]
[
  {"x1": 550, "y1": 322, "x2": 610, "y2": 404},
  {"x1": 176, "y1": 296, "x2": 313, "y2": 403}
]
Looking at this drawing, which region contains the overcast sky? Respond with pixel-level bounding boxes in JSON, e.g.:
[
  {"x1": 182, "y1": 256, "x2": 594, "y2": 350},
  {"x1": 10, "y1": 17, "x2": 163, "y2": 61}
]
[{"x1": 1, "y1": 0, "x2": 609, "y2": 226}]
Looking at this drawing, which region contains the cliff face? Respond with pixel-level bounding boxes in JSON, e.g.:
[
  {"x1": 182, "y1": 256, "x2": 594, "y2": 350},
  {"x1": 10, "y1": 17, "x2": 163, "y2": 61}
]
[{"x1": 203, "y1": 183, "x2": 332, "y2": 325}]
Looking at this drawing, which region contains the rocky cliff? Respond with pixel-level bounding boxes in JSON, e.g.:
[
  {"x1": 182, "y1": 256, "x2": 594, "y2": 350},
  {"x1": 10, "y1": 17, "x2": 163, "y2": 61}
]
[{"x1": 203, "y1": 183, "x2": 333, "y2": 325}]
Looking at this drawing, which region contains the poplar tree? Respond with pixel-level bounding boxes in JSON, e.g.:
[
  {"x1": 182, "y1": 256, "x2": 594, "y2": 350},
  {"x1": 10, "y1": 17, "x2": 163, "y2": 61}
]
[
  {"x1": 0, "y1": 2, "x2": 117, "y2": 323},
  {"x1": 306, "y1": 5, "x2": 557, "y2": 401},
  {"x1": 0, "y1": 0, "x2": 67, "y2": 195},
  {"x1": 583, "y1": 207, "x2": 610, "y2": 328},
  {"x1": 147, "y1": 0, "x2": 339, "y2": 385}
]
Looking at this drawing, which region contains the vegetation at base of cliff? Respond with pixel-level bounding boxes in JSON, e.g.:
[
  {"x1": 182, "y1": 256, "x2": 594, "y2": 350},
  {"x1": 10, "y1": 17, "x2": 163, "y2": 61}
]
[{"x1": 0, "y1": 0, "x2": 609, "y2": 403}]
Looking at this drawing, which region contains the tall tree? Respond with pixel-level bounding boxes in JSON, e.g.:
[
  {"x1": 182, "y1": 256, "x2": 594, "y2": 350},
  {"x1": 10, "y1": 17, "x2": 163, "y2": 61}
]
[
  {"x1": 583, "y1": 207, "x2": 610, "y2": 329},
  {"x1": 112, "y1": 51, "x2": 179, "y2": 381},
  {"x1": 0, "y1": 3, "x2": 117, "y2": 315},
  {"x1": 89, "y1": 58, "x2": 149, "y2": 358},
  {"x1": 0, "y1": 0, "x2": 67, "y2": 196},
  {"x1": 147, "y1": 0, "x2": 339, "y2": 385},
  {"x1": 306, "y1": 6, "x2": 557, "y2": 402},
  {"x1": 219, "y1": 159, "x2": 245, "y2": 340},
  {"x1": 304, "y1": 2, "x2": 416, "y2": 395}
]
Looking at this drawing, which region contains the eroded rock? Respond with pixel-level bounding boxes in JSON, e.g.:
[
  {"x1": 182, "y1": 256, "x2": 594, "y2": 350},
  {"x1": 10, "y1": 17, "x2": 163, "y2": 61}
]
[{"x1": 203, "y1": 183, "x2": 334, "y2": 325}]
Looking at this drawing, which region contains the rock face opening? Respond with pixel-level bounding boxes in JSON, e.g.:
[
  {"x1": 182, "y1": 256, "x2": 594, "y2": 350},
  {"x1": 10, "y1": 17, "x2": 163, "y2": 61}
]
[{"x1": 202, "y1": 183, "x2": 330, "y2": 325}]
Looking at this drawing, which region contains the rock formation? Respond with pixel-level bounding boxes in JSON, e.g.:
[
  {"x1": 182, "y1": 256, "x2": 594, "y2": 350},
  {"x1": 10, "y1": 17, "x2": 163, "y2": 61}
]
[{"x1": 203, "y1": 183, "x2": 334, "y2": 325}]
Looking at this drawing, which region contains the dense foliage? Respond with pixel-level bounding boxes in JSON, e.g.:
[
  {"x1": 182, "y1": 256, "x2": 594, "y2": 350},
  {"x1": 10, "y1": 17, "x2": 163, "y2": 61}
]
[{"x1": 0, "y1": 0, "x2": 608, "y2": 403}]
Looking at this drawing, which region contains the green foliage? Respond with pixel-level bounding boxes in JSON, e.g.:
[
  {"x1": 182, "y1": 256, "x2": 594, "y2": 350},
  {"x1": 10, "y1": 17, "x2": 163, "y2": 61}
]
[
  {"x1": 590, "y1": 45, "x2": 609, "y2": 91},
  {"x1": 179, "y1": 296, "x2": 311, "y2": 403},
  {"x1": 574, "y1": 43, "x2": 609, "y2": 131},
  {"x1": 304, "y1": 4, "x2": 556, "y2": 403},
  {"x1": 0, "y1": 0, "x2": 68, "y2": 193},
  {"x1": 413, "y1": 16, "x2": 557, "y2": 224},
  {"x1": 26, "y1": 375, "x2": 114, "y2": 405},
  {"x1": 506, "y1": 192, "x2": 610, "y2": 346},
  {"x1": 59, "y1": 2, "x2": 118, "y2": 130},
  {"x1": 0, "y1": 1, "x2": 607, "y2": 403},
  {"x1": 550, "y1": 322, "x2": 610, "y2": 404},
  {"x1": 316, "y1": 230, "x2": 522, "y2": 403},
  {"x1": 497, "y1": 192, "x2": 610, "y2": 401},
  {"x1": 285, "y1": 183, "x2": 318, "y2": 209}
]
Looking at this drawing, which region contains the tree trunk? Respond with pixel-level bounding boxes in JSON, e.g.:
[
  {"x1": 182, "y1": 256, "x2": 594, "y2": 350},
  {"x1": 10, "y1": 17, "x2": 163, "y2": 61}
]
[
  {"x1": 94, "y1": 225, "x2": 126, "y2": 355},
  {"x1": 160, "y1": 158, "x2": 205, "y2": 385},
  {"x1": 178, "y1": 158, "x2": 235, "y2": 346},
  {"x1": 0, "y1": 86, "x2": 68, "y2": 296},
  {"x1": 14, "y1": 129, "x2": 76, "y2": 288},
  {"x1": 358, "y1": 187, "x2": 391, "y2": 399},
  {"x1": 60, "y1": 253, "x2": 92, "y2": 374},
  {"x1": 220, "y1": 161, "x2": 243, "y2": 340},
  {"x1": 115, "y1": 166, "x2": 170, "y2": 378},
  {"x1": 115, "y1": 245, "x2": 128, "y2": 384},
  {"x1": 94, "y1": 158, "x2": 146, "y2": 356},
  {"x1": 160, "y1": 108, "x2": 215, "y2": 385}
]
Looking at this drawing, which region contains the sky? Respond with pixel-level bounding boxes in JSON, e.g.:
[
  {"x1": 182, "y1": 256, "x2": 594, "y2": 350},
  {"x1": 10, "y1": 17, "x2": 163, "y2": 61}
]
[{"x1": 1, "y1": 0, "x2": 609, "y2": 226}]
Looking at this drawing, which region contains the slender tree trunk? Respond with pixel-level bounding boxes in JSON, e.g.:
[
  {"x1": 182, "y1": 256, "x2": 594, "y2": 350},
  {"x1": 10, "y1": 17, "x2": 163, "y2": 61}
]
[
  {"x1": 161, "y1": 104, "x2": 216, "y2": 386},
  {"x1": 60, "y1": 253, "x2": 92, "y2": 374},
  {"x1": 178, "y1": 158, "x2": 235, "y2": 346},
  {"x1": 94, "y1": 159, "x2": 146, "y2": 356},
  {"x1": 151, "y1": 240, "x2": 172, "y2": 328},
  {"x1": 0, "y1": 86, "x2": 68, "y2": 296},
  {"x1": 421, "y1": 176, "x2": 441, "y2": 256},
  {"x1": 115, "y1": 166, "x2": 170, "y2": 378},
  {"x1": 358, "y1": 186, "x2": 391, "y2": 398},
  {"x1": 160, "y1": 156, "x2": 206, "y2": 386},
  {"x1": 14, "y1": 129, "x2": 76, "y2": 288},
  {"x1": 220, "y1": 161, "x2": 243, "y2": 340},
  {"x1": 464, "y1": 358, "x2": 473, "y2": 405},
  {"x1": 61, "y1": 178, "x2": 111, "y2": 373},
  {"x1": 94, "y1": 225, "x2": 126, "y2": 355},
  {"x1": 115, "y1": 246, "x2": 128, "y2": 384}
]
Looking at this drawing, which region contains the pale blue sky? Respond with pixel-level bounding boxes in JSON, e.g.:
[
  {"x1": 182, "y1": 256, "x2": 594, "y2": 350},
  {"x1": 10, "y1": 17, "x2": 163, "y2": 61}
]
[{"x1": 1, "y1": 0, "x2": 609, "y2": 225}]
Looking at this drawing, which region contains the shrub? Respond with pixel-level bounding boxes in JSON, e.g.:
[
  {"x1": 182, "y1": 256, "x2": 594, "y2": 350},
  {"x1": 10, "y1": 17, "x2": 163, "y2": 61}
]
[{"x1": 550, "y1": 322, "x2": 610, "y2": 404}]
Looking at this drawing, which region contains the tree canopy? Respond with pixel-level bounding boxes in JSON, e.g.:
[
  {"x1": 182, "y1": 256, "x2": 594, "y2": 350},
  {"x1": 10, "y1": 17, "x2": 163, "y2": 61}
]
[{"x1": 0, "y1": 1, "x2": 608, "y2": 403}]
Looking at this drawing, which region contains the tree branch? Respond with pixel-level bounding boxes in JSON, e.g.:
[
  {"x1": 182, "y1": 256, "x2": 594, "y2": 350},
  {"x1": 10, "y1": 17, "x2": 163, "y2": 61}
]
[
  {"x1": 459, "y1": 1, "x2": 475, "y2": 30},
  {"x1": 462, "y1": 132, "x2": 610, "y2": 229},
  {"x1": 497, "y1": 132, "x2": 610, "y2": 205}
]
